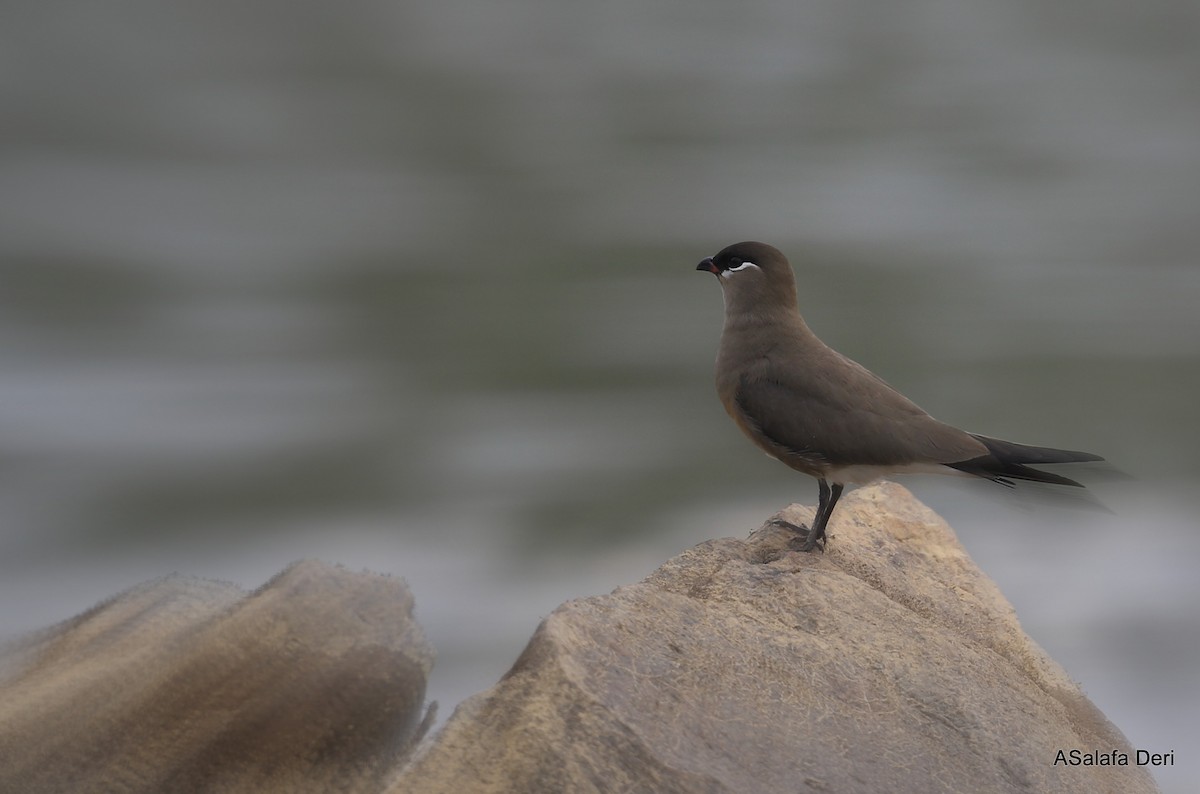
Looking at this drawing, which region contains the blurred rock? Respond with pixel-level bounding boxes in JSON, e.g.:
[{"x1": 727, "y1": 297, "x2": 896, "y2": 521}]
[
  {"x1": 0, "y1": 560, "x2": 434, "y2": 794},
  {"x1": 395, "y1": 482, "x2": 1156, "y2": 794}
]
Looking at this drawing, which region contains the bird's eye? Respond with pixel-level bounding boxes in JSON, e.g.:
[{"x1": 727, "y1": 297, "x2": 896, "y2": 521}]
[{"x1": 726, "y1": 261, "x2": 759, "y2": 273}]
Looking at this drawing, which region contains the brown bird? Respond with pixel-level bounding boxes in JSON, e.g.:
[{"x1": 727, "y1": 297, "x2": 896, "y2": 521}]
[{"x1": 696, "y1": 241, "x2": 1104, "y2": 551}]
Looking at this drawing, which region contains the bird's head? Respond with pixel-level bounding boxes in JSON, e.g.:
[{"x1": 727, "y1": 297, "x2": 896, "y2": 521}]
[{"x1": 696, "y1": 241, "x2": 798, "y2": 314}]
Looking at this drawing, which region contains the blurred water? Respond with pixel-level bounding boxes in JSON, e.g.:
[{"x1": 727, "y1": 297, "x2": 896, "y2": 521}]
[{"x1": 3, "y1": 2, "x2": 1198, "y2": 790}]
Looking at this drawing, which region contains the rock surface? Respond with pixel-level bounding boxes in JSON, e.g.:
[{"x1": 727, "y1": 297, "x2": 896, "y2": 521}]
[
  {"x1": 395, "y1": 482, "x2": 1157, "y2": 794},
  {"x1": 0, "y1": 485, "x2": 1157, "y2": 793},
  {"x1": 0, "y1": 560, "x2": 434, "y2": 794}
]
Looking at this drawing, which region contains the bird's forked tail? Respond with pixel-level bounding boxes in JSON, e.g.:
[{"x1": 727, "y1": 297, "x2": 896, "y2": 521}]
[{"x1": 946, "y1": 434, "x2": 1104, "y2": 488}]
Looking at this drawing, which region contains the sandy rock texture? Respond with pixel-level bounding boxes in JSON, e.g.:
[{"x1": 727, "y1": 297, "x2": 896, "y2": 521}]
[
  {"x1": 0, "y1": 560, "x2": 433, "y2": 794},
  {"x1": 0, "y1": 484, "x2": 1155, "y2": 793},
  {"x1": 396, "y1": 483, "x2": 1156, "y2": 794}
]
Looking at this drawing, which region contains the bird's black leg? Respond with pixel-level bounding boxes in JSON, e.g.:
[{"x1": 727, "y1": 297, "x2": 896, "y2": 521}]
[
  {"x1": 817, "y1": 478, "x2": 831, "y2": 519},
  {"x1": 769, "y1": 478, "x2": 840, "y2": 552},
  {"x1": 800, "y1": 480, "x2": 843, "y2": 552}
]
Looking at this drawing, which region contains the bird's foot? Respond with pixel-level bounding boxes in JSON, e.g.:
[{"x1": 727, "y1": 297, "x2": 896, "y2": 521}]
[
  {"x1": 769, "y1": 517, "x2": 806, "y2": 535},
  {"x1": 769, "y1": 518, "x2": 825, "y2": 554},
  {"x1": 799, "y1": 527, "x2": 826, "y2": 553}
]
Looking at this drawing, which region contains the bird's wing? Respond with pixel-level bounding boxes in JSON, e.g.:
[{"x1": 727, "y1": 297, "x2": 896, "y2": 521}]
[{"x1": 729, "y1": 351, "x2": 985, "y2": 470}]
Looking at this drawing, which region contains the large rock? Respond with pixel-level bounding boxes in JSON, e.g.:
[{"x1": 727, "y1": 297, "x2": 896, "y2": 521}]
[
  {"x1": 0, "y1": 560, "x2": 434, "y2": 794},
  {"x1": 396, "y1": 482, "x2": 1156, "y2": 794}
]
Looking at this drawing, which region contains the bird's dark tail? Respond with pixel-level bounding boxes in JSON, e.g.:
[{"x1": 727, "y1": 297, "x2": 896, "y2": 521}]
[{"x1": 946, "y1": 434, "x2": 1104, "y2": 488}]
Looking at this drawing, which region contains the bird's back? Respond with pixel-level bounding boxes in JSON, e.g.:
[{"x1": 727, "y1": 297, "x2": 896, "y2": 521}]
[{"x1": 716, "y1": 317, "x2": 987, "y2": 479}]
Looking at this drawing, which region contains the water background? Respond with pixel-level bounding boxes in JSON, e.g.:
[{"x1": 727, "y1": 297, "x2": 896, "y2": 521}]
[{"x1": 3, "y1": 3, "x2": 1198, "y2": 790}]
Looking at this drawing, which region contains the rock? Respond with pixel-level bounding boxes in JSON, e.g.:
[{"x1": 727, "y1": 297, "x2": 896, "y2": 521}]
[
  {"x1": 395, "y1": 482, "x2": 1156, "y2": 794},
  {"x1": 0, "y1": 560, "x2": 434, "y2": 794},
  {"x1": 0, "y1": 486, "x2": 1155, "y2": 793}
]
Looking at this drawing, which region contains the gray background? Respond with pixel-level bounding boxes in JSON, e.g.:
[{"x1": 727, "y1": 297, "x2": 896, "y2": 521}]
[{"x1": 3, "y1": 2, "x2": 1197, "y2": 790}]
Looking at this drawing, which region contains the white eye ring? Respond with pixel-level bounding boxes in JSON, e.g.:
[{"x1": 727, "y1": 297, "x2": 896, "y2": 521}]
[{"x1": 722, "y1": 261, "x2": 760, "y2": 278}]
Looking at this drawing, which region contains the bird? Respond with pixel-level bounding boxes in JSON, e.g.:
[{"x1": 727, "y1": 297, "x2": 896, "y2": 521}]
[{"x1": 696, "y1": 241, "x2": 1105, "y2": 552}]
